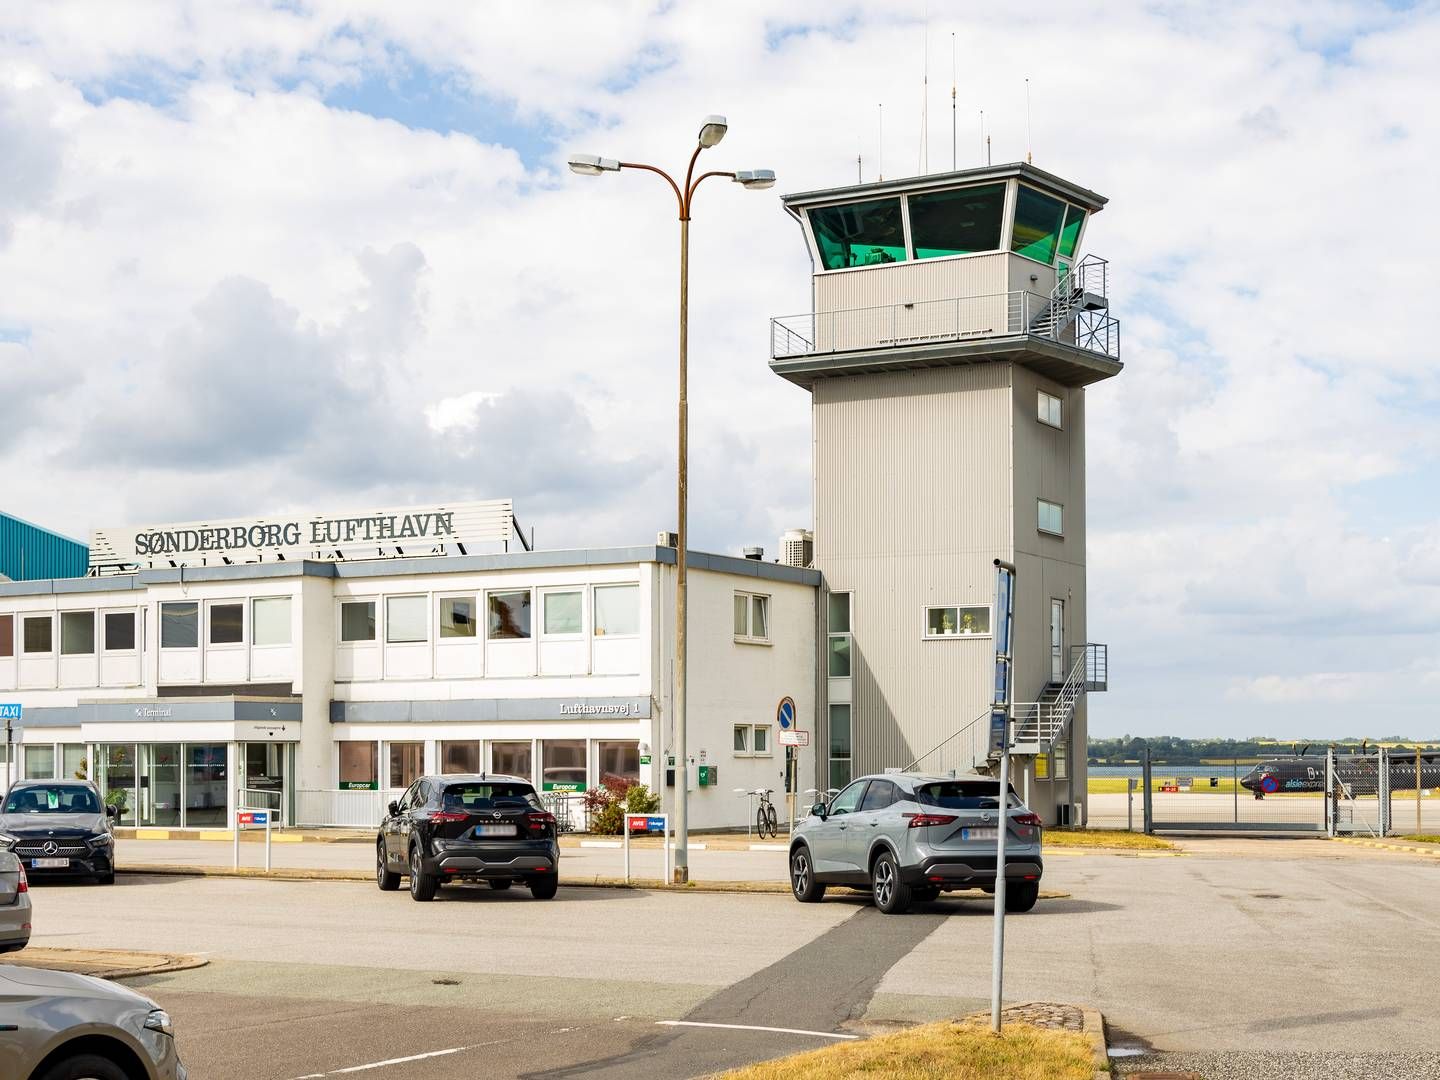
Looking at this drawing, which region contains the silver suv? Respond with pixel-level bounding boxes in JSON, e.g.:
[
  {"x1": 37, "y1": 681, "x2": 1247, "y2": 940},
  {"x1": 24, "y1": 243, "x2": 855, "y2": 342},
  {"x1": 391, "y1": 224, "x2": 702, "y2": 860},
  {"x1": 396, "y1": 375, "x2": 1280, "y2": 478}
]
[{"x1": 788, "y1": 773, "x2": 1044, "y2": 914}]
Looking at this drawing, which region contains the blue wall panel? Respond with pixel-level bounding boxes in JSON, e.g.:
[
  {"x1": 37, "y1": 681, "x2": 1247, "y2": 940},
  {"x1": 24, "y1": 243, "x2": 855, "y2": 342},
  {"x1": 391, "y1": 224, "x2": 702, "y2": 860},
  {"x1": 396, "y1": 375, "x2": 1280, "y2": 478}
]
[{"x1": 0, "y1": 512, "x2": 89, "y2": 581}]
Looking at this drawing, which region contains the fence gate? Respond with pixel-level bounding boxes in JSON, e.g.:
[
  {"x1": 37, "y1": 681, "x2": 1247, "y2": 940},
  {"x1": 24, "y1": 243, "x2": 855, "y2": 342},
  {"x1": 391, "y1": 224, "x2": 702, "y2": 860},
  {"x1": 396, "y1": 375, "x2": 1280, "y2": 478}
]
[{"x1": 1141, "y1": 750, "x2": 1326, "y2": 834}]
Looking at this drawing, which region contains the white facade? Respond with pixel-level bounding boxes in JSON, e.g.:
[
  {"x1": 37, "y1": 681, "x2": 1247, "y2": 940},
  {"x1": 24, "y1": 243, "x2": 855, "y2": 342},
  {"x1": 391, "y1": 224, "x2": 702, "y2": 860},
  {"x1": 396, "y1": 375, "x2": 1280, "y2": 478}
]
[{"x1": 0, "y1": 546, "x2": 818, "y2": 832}]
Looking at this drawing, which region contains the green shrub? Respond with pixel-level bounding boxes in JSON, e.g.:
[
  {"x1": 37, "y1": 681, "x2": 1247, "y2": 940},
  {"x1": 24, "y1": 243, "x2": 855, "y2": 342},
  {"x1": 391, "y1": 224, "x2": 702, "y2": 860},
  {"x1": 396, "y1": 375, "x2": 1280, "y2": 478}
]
[{"x1": 589, "y1": 783, "x2": 662, "y2": 835}]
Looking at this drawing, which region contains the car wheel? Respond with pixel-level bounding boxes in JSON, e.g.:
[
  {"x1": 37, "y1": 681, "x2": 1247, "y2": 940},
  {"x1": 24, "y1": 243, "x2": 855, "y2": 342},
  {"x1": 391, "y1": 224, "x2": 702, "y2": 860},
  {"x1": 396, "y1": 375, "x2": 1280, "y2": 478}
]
[
  {"x1": 529, "y1": 874, "x2": 559, "y2": 900},
  {"x1": 408, "y1": 845, "x2": 438, "y2": 902},
  {"x1": 489, "y1": 879, "x2": 513, "y2": 891},
  {"x1": 789, "y1": 846, "x2": 826, "y2": 903},
  {"x1": 871, "y1": 850, "x2": 911, "y2": 914},
  {"x1": 911, "y1": 885, "x2": 941, "y2": 903},
  {"x1": 376, "y1": 841, "x2": 400, "y2": 891},
  {"x1": 1005, "y1": 881, "x2": 1040, "y2": 913},
  {"x1": 35, "y1": 1054, "x2": 130, "y2": 1080}
]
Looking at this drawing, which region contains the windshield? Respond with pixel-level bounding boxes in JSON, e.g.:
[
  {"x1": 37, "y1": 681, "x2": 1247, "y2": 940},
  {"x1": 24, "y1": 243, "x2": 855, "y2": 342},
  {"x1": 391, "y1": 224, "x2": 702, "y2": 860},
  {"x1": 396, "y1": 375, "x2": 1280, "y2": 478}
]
[
  {"x1": 915, "y1": 781, "x2": 1022, "y2": 811},
  {"x1": 440, "y1": 782, "x2": 542, "y2": 812},
  {"x1": 4, "y1": 785, "x2": 101, "y2": 815}
]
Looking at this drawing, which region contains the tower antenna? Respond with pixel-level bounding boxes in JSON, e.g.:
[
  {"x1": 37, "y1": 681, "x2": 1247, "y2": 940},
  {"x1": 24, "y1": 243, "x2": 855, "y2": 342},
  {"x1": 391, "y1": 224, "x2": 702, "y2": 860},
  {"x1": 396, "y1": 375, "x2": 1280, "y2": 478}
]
[
  {"x1": 951, "y1": 32, "x2": 957, "y2": 171},
  {"x1": 1025, "y1": 77, "x2": 1033, "y2": 164},
  {"x1": 919, "y1": 8, "x2": 930, "y2": 175}
]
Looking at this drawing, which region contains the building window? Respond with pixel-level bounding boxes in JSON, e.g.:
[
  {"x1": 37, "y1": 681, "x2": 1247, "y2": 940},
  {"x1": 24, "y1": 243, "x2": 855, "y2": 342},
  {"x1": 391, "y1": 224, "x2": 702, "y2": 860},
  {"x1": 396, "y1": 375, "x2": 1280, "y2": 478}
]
[
  {"x1": 62, "y1": 743, "x2": 87, "y2": 780},
  {"x1": 827, "y1": 592, "x2": 852, "y2": 677},
  {"x1": 1058, "y1": 205, "x2": 1086, "y2": 263},
  {"x1": 104, "y1": 611, "x2": 136, "y2": 652},
  {"x1": 209, "y1": 602, "x2": 244, "y2": 645},
  {"x1": 440, "y1": 740, "x2": 480, "y2": 774},
  {"x1": 594, "y1": 584, "x2": 638, "y2": 636},
  {"x1": 542, "y1": 591, "x2": 583, "y2": 636},
  {"x1": 339, "y1": 741, "x2": 378, "y2": 789},
  {"x1": 734, "y1": 592, "x2": 770, "y2": 643},
  {"x1": 1011, "y1": 184, "x2": 1067, "y2": 264},
  {"x1": 488, "y1": 590, "x2": 532, "y2": 640},
  {"x1": 1038, "y1": 390, "x2": 1063, "y2": 428},
  {"x1": 1038, "y1": 499, "x2": 1064, "y2": 536},
  {"x1": 542, "y1": 740, "x2": 587, "y2": 792},
  {"x1": 597, "y1": 741, "x2": 641, "y2": 788},
  {"x1": 734, "y1": 724, "x2": 773, "y2": 757},
  {"x1": 924, "y1": 605, "x2": 992, "y2": 638},
  {"x1": 1053, "y1": 742, "x2": 1068, "y2": 780},
  {"x1": 733, "y1": 725, "x2": 750, "y2": 754},
  {"x1": 829, "y1": 704, "x2": 852, "y2": 790},
  {"x1": 752, "y1": 725, "x2": 770, "y2": 756},
  {"x1": 439, "y1": 596, "x2": 477, "y2": 639},
  {"x1": 23, "y1": 615, "x2": 53, "y2": 654},
  {"x1": 160, "y1": 602, "x2": 198, "y2": 649},
  {"x1": 491, "y1": 741, "x2": 532, "y2": 780},
  {"x1": 907, "y1": 183, "x2": 1006, "y2": 259},
  {"x1": 808, "y1": 197, "x2": 908, "y2": 269},
  {"x1": 251, "y1": 598, "x2": 290, "y2": 646},
  {"x1": 340, "y1": 600, "x2": 376, "y2": 643},
  {"x1": 385, "y1": 595, "x2": 427, "y2": 644},
  {"x1": 388, "y1": 741, "x2": 424, "y2": 789},
  {"x1": 0, "y1": 614, "x2": 12, "y2": 658},
  {"x1": 24, "y1": 745, "x2": 56, "y2": 780},
  {"x1": 60, "y1": 611, "x2": 95, "y2": 656}
]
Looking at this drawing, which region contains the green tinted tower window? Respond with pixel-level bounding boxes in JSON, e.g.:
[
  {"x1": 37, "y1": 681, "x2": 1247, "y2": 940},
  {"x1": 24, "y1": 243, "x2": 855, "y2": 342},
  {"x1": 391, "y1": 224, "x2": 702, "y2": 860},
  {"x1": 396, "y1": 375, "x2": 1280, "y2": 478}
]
[
  {"x1": 1057, "y1": 205, "x2": 1086, "y2": 260},
  {"x1": 808, "y1": 198, "x2": 907, "y2": 269},
  {"x1": 907, "y1": 183, "x2": 1005, "y2": 259},
  {"x1": 1011, "y1": 185, "x2": 1067, "y2": 264}
]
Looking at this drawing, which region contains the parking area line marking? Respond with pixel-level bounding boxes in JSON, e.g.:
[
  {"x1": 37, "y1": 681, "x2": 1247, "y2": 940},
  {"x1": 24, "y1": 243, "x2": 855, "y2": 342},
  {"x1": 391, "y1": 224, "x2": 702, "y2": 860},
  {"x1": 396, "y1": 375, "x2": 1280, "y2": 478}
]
[
  {"x1": 288, "y1": 1042, "x2": 501, "y2": 1078},
  {"x1": 657, "y1": 1020, "x2": 858, "y2": 1040}
]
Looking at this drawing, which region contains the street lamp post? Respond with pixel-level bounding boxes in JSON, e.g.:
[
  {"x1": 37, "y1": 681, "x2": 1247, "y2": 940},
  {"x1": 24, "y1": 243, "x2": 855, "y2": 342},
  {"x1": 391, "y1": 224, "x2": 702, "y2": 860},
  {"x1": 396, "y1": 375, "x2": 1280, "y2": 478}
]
[{"x1": 568, "y1": 118, "x2": 774, "y2": 884}]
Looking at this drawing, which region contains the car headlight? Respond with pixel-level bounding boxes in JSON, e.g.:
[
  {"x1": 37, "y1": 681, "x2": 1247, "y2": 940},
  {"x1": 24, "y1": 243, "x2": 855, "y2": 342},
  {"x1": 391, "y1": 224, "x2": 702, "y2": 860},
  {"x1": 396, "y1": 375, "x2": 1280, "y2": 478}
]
[
  {"x1": 143, "y1": 1008, "x2": 174, "y2": 1037},
  {"x1": 90, "y1": 834, "x2": 113, "y2": 847},
  {"x1": 0, "y1": 834, "x2": 17, "y2": 847}
]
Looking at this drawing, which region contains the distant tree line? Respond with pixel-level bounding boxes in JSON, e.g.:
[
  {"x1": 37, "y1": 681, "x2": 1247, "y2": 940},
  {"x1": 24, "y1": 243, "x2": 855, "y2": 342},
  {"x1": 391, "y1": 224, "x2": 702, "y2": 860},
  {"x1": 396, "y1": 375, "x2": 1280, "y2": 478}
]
[{"x1": 1088, "y1": 735, "x2": 1438, "y2": 765}]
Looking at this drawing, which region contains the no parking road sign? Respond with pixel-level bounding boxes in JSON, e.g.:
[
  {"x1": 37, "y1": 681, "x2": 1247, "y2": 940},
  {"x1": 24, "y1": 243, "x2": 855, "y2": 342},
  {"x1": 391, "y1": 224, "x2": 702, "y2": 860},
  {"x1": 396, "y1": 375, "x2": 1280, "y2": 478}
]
[{"x1": 776, "y1": 697, "x2": 796, "y2": 730}]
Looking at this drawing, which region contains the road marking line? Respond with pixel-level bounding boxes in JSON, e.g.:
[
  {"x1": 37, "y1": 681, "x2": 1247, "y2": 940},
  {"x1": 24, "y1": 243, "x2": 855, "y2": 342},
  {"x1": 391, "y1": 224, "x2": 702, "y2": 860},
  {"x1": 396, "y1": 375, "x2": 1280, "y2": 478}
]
[
  {"x1": 288, "y1": 1043, "x2": 499, "y2": 1078},
  {"x1": 657, "y1": 1020, "x2": 858, "y2": 1040}
]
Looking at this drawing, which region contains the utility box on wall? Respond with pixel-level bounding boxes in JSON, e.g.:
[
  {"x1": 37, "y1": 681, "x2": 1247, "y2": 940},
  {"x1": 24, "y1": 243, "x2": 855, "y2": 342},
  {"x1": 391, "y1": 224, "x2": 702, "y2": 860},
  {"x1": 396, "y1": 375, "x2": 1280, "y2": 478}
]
[{"x1": 697, "y1": 765, "x2": 717, "y2": 787}]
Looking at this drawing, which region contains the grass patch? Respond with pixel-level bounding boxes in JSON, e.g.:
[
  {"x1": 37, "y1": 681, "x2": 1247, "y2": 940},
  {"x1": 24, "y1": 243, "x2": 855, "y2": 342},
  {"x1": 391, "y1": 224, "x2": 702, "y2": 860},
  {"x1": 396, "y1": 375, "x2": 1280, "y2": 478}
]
[
  {"x1": 1044, "y1": 828, "x2": 1174, "y2": 850},
  {"x1": 710, "y1": 1020, "x2": 1095, "y2": 1080},
  {"x1": 1395, "y1": 835, "x2": 1440, "y2": 845}
]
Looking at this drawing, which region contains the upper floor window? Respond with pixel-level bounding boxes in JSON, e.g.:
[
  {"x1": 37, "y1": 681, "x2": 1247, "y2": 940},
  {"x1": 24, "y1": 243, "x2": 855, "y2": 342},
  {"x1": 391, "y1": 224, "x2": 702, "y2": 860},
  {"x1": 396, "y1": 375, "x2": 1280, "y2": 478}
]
[
  {"x1": 251, "y1": 598, "x2": 290, "y2": 647},
  {"x1": 439, "y1": 596, "x2": 477, "y2": 639},
  {"x1": 1038, "y1": 499, "x2": 1064, "y2": 536},
  {"x1": 0, "y1": 614, "x2": 12, "y2": 658},
  {"x1": 60, "y1": 611, "x2": 95, "y2": 656},
  {"x1": 340, "y1": 600, "x2": 376, "y2": 643},
  {"x1": 22, "y1": 615, "x2": 52, "y2": 655},
  {"x1": 1011, "y1": 185, "x2": 1067, "y2": 264},
  {"x1": 386, "y1": 595, "x2": 427, "y2": 644},
  {"x1": 594, "y1": 584, "x2": 638, "y2": 637},
  {"x1": 734, "y1": 592, "x2": 770, "y2": 644},
  {"x1": 807, "y1": 198, "x2": 907, "y2": 269},
  {"x1": 209, "y1": 602, "x2": 244, "y2": 646},
  {"x1": 908, "y1": 183, "x2": 1005, "y2": 260},
  {"x1": 827, "y1": 592, "x2": 852, "y2": 677},
  {"x1": 104, "y1": 611, "x2": 137, "y2": 652},
  {"x1": 160, "y1": 603, "x2": 197, "y2": 649},
  {"x1": 924, "y1": 605, "x2": 992, "y2": 638},
  {"x1": 542, "y1": 590, "x2": 583, "y2": 637},
  {"x1": 488, "y1": 590, "x2": 532, "y2": 640},
  {"x1": 1038, "y1": 390, "x2": 1063, "y2": 428}
]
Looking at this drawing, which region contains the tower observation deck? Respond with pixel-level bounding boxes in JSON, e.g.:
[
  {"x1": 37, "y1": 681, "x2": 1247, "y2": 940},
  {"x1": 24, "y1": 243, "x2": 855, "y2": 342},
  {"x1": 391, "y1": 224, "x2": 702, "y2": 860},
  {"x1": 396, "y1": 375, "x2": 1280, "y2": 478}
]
[{"x1": 770, "y1": 162, "x2": 1119, "y2": 390}]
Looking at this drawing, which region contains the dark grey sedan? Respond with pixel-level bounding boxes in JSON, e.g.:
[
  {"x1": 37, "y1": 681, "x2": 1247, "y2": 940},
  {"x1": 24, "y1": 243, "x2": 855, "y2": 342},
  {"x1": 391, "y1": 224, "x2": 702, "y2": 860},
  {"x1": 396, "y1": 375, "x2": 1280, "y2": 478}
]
[{"x1": 788, "y1": 772, "x2": 1044, "y2": 914}]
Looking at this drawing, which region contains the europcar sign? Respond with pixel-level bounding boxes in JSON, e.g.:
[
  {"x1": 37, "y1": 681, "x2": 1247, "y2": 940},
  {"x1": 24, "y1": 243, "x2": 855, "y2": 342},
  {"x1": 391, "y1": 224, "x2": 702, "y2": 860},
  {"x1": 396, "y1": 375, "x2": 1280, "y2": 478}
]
[{"x1": 90, "y1": 499, "x2": 514, "y2": 571}]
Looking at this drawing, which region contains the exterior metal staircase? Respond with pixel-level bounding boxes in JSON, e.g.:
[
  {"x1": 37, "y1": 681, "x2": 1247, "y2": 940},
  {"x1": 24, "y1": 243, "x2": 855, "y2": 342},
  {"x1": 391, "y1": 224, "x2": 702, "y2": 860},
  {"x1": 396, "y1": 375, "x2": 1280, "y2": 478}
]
[
  {"x1": 1006, "y1": 643, "x2": 1107, "y2": 759},
  {"x1": 1028, "y1": 255, "x2": 1110, "y2": 341}
]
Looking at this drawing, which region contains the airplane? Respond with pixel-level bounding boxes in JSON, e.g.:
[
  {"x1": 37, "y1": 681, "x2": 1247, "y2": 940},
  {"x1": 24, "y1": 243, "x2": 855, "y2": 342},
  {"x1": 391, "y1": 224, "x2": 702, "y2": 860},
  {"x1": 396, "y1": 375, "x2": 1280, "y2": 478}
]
[{"x1": 1239, "y1": 746, "x2": 1440, "y2": 799}]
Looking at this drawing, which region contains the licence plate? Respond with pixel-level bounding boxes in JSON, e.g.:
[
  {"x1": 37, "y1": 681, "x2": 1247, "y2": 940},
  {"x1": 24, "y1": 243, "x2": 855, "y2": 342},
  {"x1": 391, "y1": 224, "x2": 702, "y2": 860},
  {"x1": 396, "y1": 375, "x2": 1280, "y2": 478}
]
[
  {"x1": 32, "y1": 858, "x2": 69, "y2": 868},
  {"x1": 474, "y1": 825, "x2": 516, "y2": 838},
  {"x1": 960, "y1": 827, "x2": 997, "y2": 841}
]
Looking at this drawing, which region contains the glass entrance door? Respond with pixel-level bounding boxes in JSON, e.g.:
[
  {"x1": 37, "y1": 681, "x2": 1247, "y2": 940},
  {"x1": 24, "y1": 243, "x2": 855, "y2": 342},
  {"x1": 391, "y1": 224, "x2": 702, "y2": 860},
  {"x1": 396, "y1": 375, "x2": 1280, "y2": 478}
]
[
  {"x1": 142, "y1": 744, "x2": 183, "y2": 826},
  {"x1": 185, "y1": 744, "x2": 228, "y2": 828},
  {"x1": 242, "y1": 742, "x2": 287, "y2": 823},
  {"x1": 96, "y1": 744, "x2": 138, "y2": 826}
]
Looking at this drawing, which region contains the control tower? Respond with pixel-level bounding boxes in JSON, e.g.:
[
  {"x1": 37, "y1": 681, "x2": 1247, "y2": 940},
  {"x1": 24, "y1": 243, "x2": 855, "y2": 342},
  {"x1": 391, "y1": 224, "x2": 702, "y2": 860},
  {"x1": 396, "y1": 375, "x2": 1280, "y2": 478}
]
[{"x1": 771, "y1": 162, "x2": 1114, "y2": 825}]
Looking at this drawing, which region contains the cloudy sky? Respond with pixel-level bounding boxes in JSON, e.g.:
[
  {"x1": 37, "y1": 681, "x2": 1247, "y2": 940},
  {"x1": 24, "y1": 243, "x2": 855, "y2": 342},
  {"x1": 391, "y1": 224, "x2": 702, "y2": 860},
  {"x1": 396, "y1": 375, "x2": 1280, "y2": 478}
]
[{"x1": 2, "y1": 2, "x2": 1437, "y2": 740}]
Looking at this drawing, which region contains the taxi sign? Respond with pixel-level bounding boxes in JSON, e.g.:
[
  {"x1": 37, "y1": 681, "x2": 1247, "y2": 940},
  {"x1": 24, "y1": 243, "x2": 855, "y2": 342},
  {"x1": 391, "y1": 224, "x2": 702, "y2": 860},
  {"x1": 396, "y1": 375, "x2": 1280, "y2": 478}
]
[{"x1": 0, "y1": 705, "x2": 21, "y2": 722}]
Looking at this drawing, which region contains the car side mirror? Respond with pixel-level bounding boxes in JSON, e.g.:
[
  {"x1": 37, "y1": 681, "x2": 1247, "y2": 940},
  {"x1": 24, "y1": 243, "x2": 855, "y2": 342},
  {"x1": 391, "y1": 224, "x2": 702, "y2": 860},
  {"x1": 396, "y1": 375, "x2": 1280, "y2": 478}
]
[
  {"x1": 811, "y1": 802, "x2": 828, "y2": 820},
  {"x1": 387, "y1": 801, "x2": 400, "y2": 817},
  {"x1": 105, "y1": 805, "x2": 119, "y2": 819}
]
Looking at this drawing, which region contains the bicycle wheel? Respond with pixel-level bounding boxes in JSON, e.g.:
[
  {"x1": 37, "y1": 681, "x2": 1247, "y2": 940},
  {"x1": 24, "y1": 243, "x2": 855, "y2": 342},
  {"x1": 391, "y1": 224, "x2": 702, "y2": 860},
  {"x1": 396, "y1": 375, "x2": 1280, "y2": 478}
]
[
  {"x1": 756, "y1": 804, "x2": 769, "y2": 838},
  {"x1": 764, "y1": 803, "x2": 779, "y2": 839}
]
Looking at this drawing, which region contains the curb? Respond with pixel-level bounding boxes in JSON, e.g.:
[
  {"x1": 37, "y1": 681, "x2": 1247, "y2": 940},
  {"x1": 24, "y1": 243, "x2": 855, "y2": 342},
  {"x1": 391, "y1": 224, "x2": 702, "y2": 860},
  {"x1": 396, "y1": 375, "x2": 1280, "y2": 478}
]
[
  {"x1": 1081, "y1": 1006, "x2": 1110, "y2": 1077},
  {"x1": 4, "y1": 947, "x2": 208, "y2": 981},
  {"x1": 116, "y1": 866, "x2": 1071, "y2": 900},
  {"x1": 1334, "y1": 837, "x2": 1440, "y2": 858}
]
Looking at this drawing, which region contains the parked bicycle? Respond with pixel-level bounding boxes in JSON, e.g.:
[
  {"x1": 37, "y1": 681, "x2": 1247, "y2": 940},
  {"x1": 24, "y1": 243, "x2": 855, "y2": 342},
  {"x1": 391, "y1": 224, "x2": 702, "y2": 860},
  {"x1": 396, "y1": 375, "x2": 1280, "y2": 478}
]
[{"x1": 734, "y1": 787, "x2": 780, "y2": 839}]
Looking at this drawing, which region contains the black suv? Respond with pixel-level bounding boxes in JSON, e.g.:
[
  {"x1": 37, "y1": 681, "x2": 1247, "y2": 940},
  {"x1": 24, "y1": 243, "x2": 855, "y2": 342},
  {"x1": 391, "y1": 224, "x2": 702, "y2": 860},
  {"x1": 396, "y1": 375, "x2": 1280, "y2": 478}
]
[
  {"x1": 0, "y1": 780, "x2": 118, "y2": 884},
  {"x1": 377, "y1": 774, "x2": 560, "y2": 902}
]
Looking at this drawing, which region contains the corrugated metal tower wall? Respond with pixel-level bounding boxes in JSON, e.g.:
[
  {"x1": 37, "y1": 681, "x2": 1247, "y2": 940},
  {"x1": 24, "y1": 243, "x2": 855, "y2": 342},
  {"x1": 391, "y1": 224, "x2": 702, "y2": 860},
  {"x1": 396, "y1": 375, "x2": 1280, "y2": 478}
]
[{"x1": 0, "y1": 511, "x2": 89, "y2": 581}]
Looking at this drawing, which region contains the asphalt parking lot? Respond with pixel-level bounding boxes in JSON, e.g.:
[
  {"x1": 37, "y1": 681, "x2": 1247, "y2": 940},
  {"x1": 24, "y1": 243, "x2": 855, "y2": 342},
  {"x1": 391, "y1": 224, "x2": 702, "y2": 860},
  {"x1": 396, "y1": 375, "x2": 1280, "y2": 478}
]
[{"x1": 21, "y1": 838, "x2": 1440, "y2": 1079}]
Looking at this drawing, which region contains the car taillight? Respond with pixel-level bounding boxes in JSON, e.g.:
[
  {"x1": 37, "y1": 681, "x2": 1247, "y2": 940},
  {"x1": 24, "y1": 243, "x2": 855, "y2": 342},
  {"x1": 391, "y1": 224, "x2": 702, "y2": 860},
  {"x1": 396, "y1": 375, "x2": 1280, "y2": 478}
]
[
  {"x1": 1015, "y1": 812, "x2": 1043, "y2": 828},
  {"x1": 903, "y1": 813, "x2": 958, "y2": 829},
  {"x1": 429, "y1": 810, "x2": 469, "y2": 823},
  {"x1": 526, "y1": 812, "x2": 556, "y2": 832},
  {"x1": 16, "y1": 866, "x2": 27, "y2": 893}
]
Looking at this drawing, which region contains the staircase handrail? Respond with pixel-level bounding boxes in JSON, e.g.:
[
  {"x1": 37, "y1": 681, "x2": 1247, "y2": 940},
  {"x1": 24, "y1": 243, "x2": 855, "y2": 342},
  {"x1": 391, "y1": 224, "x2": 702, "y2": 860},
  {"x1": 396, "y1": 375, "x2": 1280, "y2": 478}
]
[
  {"x1": 1012, "y1": 646, "x2": 1091, "y2": 746},
  {"x1": 902, "y1": 708, "x2": 991, "y2": 773}
]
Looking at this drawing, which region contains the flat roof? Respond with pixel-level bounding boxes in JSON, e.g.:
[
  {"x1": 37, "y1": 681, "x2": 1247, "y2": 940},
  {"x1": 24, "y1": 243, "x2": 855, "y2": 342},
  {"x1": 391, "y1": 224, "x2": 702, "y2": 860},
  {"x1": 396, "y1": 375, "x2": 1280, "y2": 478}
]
[
  {"x1": 0, "y1": 544, "x2": 820, "y2": 598},
  {"x1": 780, "y1": 161, "x2": 1107, "y2": 216}
]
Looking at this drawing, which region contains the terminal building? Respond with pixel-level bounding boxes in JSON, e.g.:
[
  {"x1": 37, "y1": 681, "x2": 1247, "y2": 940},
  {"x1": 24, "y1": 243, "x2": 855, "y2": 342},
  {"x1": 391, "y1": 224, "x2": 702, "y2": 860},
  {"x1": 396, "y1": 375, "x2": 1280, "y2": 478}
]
[{"x1": 0, "y1": 161, "x2": 1118, "y2": 831}]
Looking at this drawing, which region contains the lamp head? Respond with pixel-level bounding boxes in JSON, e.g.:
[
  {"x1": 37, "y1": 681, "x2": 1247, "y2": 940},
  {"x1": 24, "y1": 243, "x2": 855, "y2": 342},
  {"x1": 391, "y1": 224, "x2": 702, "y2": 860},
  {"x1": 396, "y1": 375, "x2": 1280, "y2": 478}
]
[
  {"x1": 697, "y1": 115, "x2": 728, "y2": 148},
  {"x1": 733, "y1": 169, "x2": 776, "y2": 190},
  {"x1": 567, "y1": 153, "x2": 621, "y2": 176}
]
